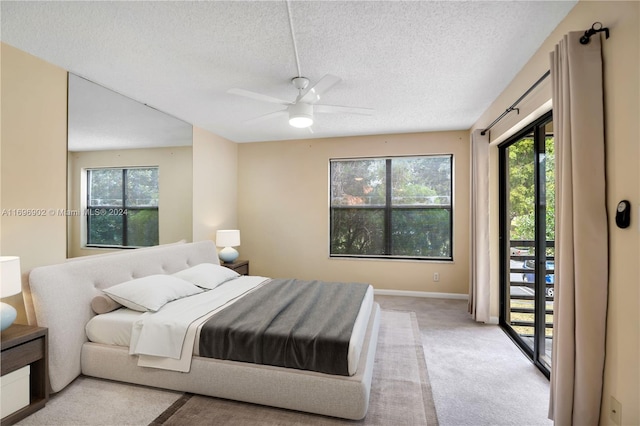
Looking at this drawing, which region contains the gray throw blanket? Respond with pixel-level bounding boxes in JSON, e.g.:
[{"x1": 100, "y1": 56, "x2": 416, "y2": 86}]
[{"x1": 199, "y1": 279, "x2": 369, "y2": 376}]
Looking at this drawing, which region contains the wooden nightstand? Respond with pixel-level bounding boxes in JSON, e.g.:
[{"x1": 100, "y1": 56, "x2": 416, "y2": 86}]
[
  {"x1": 1, "y1": 324, "x2": 49, "y2": 425},
  {"x1": 221, "y1": 259, "x2": 249, "y2": 276}
]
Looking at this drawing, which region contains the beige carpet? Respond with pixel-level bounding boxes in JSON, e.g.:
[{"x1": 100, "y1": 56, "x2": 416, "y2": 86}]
[
  {"x1": 16, "y1": 309, "x2": 436, "y2": 425},
  {"x1": 16, "y1": 375, "x2": 183, "y2": 425},
  {"x1": 377, "y1": 296, "x2": 553, "y2": 426},
  {"x1": 152, "y1": 310, "x2": 438, "y2": 425}
]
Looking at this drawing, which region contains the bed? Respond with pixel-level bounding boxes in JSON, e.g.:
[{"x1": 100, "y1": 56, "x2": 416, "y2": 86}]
[{"x1": 27, "y1": 241, "x2": 381, "y2": 420}]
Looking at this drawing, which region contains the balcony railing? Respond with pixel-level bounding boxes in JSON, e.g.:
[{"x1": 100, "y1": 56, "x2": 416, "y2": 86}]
[{"x1": 508, "y1": 240, "x2": 554, "y2": 336}]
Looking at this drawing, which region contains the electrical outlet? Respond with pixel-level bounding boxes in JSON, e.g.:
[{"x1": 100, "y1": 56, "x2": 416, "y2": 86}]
[
  {"x1": 610, "y1": 396, "x2": 622, "y2": 425},
  {"x1": 433, "y1": 272, "x2": 440, "y2": 282}
]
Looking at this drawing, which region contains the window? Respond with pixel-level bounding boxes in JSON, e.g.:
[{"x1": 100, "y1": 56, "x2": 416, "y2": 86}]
[
  {"x1": 330, "y1": 155, "x2": 452, "y2": 260},
  {"x1": 86, "y1": 167, "x2": 159, "y2": 248}
]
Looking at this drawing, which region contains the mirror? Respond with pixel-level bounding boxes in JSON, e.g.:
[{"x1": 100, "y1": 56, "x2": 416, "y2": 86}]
[{"x1": 67, "y1": 74, "x2": 193, "y2": 258}]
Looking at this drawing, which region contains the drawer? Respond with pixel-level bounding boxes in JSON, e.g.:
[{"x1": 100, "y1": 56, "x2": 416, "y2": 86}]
[
  {"x1": 0, "y1": 365, "x2": 30, "y2": 418},
  {"x1": 1, "y1": 338, "x2": 44, "y2": 376}
]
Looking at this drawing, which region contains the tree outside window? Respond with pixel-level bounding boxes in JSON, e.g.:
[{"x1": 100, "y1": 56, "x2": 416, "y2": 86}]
[
  {"x1": 87, "y1": 167, "x2": 159, "y2": 247},
  {"x1": 330, "y1": 155, "x2": 452, "y2": 260}
]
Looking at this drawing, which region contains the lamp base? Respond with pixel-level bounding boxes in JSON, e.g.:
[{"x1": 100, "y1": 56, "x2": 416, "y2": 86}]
[
  {"x1": 0, "y1": 302, "x2": 17, "y2": 331},
  {"x1": 219, "y1": 247, "x2": 239, "y2": 264}
]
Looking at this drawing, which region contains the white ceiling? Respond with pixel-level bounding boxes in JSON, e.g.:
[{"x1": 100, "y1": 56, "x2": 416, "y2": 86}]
[{"x1": 1, "y1": 1, "x2": 576, "y2": 144}]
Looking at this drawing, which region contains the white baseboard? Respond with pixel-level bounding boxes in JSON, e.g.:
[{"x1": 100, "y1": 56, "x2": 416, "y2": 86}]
[
  {"x1": 488, "y1": 316, "x2": 499, "y2": 325},
  {"x1": 374, "y1": 289, "x2": 469, "y2": 300}
]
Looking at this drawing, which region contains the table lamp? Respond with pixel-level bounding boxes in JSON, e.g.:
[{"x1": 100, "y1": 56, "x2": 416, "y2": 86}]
[
  {"x1": 1, "y1": 256, "x2": 22, "y2": 331},
  {"x1": 216, "y1": 230, "x2": 240, "y2": 263}
]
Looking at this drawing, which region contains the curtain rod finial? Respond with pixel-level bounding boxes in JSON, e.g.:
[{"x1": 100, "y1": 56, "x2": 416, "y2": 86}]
[{"x1": 580, "y1": 22, "x2": 609, "y2": 45}]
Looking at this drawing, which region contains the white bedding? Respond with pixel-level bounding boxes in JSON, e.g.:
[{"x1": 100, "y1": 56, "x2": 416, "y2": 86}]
[
  {"x1": 135, "y1": 275, "x2": 271, "y2": 372},
  {"x1": 86, "y1": 276, "x2": 373, "y2": 376}
]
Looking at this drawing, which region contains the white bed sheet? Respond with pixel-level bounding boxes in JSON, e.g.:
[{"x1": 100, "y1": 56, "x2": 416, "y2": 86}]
[
  {"x1": 86, "y1": 277, "x2": 373, "y2": 376},
  {"x1": 85, "y1": 308, "x2": 141, "y2": 346}
]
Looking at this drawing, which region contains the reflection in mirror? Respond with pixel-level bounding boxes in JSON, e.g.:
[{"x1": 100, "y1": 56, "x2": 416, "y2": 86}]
[{"x1": 67, "y1": 74, "x2": 193, "y2": 258}]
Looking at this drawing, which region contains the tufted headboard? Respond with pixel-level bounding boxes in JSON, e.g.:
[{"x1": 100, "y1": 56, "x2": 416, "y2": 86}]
[{"x1": 28, "y1": 240, "x2": 219, "y2": 393}]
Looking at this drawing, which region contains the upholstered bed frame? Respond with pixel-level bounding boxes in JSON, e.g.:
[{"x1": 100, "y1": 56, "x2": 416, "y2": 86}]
[{"x1": 27, "y1": 241, "x2": 381, "y2": 420}]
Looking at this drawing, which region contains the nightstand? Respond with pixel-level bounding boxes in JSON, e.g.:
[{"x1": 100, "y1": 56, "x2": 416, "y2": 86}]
[
  {"x1": 1, "y1": 324, "x2": 49, "y2": 425},
  {"x1": 221, "y1": 259, "x2": 249, "y2": 276}
]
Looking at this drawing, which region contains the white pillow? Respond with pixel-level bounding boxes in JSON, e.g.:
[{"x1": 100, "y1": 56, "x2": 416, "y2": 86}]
[
  {"x1": 103, "y1": 275, "x2": 203, "y2": 312},
  {"x1": 173, "y1": 263, "x2": 240, "y2": 290}
]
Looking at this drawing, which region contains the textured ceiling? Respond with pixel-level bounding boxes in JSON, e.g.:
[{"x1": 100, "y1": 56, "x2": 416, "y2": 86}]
[{"x1": 1, "y1": 1, "x2": 576, "y2": 144}]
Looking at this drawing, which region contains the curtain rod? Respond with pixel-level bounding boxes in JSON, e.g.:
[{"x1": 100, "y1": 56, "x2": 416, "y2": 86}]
[
  {"x1": 480, "y1": 22, "x2": 610, "y2": 137},
  {"x1": 480, "y1": 70, "x2": 550, "y2": 136}
]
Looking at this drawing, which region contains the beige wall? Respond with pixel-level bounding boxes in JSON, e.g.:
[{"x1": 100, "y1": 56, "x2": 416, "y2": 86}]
[
  {"x1": 473, "y1": 1, "x2": 639, "y2": 424},
  {"x1": 0, "y1": 43, "x2": 240, "y2": 322},
  {"x1": 238, "y1": 131, "x2": 470, "y2": 294},
  {"x1": 192, "y1": 126, "x2": 238, "y2": 242},
  {"x1": 67, "y1": 146, "x2": 193, "y2": 257},
  {"x1": 0, "y1": 43, "x2": 68, "y2": 324}
]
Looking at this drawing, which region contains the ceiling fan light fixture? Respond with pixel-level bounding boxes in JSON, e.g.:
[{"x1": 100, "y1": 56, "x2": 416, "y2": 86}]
[
  {"x1": 289, "y1": 115, "x2": 313, "y2": 128},
  {"x1": 288, "y1": 102, "x2": 313, "y2": 128}
]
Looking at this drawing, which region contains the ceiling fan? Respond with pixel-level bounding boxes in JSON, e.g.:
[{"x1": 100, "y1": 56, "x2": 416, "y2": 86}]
[
  {"x1": 227, "y1": 74, "x2": 373, "y2": 129},
  {"x1": 227, "y1": 1, "x2": 372, "y2": 129}
]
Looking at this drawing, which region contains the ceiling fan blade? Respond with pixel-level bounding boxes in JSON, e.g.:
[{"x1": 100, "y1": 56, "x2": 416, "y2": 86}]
[
  {"x1": 244, "y1": 110, "x2": 288, "y2": 124},
  {"x1": 299, "y1": 74, "x2": 342, "y2": 104},
  {"x1": 315, "y1": 104, "x2": 374, "y2": 115},
  {"x1": 228, "y1": 88, "x2": 291, "y2": 105}
]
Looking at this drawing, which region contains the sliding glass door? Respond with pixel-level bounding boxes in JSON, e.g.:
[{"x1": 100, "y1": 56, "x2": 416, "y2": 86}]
[{"x1": 499, "y1": 112, "x2": 554, "y2": 376}]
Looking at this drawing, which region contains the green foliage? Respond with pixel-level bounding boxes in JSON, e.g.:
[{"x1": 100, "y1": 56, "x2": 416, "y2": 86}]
[
  {"x1": 88, "y1": 212, "x2": 123, "y2": 245},
  {"x1": 127, "y1": 210, "x2": 159, "y2": 246},
  {"x1": 330, "y1": 156, "x2": 452, "y2": 258},
  {"x1": 392, "y1": 157, "x2": 450, "y2": 205},
  {"x1": 87, "y1": 168, "x2": 159, "y2": 247},
  {"x1": 126, "y1": 168, "x2": 159, "y2": 207},
  {"x1": 392, "y1": 209, "x2": 451, "y2": 257},
  {"x1": 330, "y1": 159, "x2": 386, "y2": 206},
  {"x1": 89, "y1": 169, "x2": 123, "y2": 206},
  {"x1": 330, "y1": 209, "x2": 385, "y2": 255},
  {"x1": 507, "y1": 136, "x2": 555, "y2": 242}
]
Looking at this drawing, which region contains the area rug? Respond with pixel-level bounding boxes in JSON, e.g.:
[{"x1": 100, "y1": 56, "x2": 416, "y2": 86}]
[{"x1": 151, "y1": 310, "x2": 438, "y2": 425}]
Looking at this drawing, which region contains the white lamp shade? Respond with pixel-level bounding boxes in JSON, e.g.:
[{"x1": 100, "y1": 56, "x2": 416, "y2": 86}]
[
  {"x1": 0, "y1": 256, "x2": 22, "y2": 298},
  {"x1": 216, "y1": 230, "x2": 240, "y2": 248}
]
